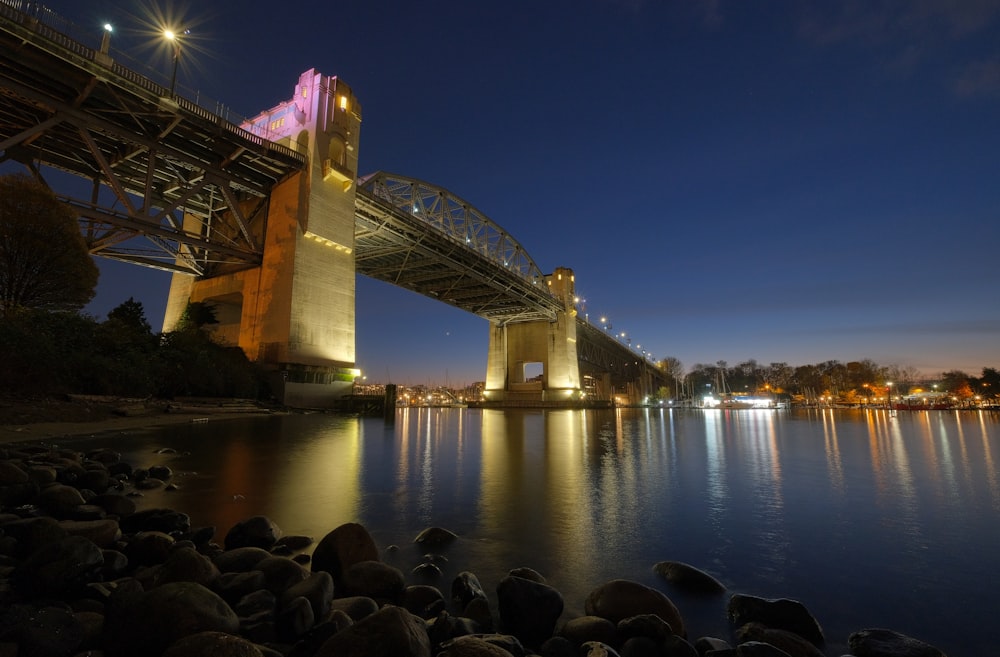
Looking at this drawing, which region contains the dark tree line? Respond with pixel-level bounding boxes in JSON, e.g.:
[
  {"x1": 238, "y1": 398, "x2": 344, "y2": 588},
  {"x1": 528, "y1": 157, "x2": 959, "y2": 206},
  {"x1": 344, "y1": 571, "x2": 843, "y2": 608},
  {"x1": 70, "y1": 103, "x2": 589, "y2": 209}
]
[
  {"x1": 0, "y1": 300, "x2": 267, "y2": 400},
  {"x1": 657, "y1": 357, "x2": 999, "y2": 405}
]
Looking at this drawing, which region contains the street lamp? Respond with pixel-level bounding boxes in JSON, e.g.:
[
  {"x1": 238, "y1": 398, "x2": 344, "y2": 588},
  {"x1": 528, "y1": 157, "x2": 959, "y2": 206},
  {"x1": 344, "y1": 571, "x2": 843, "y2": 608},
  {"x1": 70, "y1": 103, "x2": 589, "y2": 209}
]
[
  {"x1": 164, "y1": 28, "x2": 186, "y2": 95},
  {"x1": 100, "y1": 23, "x2": 112, "y2": 54}
]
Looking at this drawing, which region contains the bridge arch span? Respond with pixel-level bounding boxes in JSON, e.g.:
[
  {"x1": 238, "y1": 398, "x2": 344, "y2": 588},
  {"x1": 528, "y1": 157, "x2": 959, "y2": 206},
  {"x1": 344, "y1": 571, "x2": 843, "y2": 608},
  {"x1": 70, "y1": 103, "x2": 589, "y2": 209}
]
[{"x1": 357, "y1": 172, "x2": 546, "y2": 290}]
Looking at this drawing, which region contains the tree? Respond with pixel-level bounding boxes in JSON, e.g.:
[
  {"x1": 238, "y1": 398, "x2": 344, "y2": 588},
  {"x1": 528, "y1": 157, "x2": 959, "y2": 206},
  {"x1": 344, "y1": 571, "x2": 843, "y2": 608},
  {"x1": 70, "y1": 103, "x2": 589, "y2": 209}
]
[{"x1": 0, "y1": 174, "x2": 98, "y2": 315}]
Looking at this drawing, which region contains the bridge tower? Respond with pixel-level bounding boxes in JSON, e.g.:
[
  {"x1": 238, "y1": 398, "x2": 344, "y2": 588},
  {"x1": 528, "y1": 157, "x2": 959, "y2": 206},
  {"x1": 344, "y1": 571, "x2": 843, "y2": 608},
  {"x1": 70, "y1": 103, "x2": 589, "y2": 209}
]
[
  {"x1": 162, "y1": 70, "x2": 362, "y2": 407},
  {"x1": 484, "y1": 267, "x2": 583, "y2": 404}
]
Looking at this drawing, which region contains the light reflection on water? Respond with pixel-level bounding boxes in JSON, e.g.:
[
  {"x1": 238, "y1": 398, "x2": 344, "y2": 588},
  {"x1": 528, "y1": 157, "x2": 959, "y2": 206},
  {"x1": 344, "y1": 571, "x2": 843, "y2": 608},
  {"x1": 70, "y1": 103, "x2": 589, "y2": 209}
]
[{"x1": 51, "y1": 408, "x2": 1000, "y2": 656}]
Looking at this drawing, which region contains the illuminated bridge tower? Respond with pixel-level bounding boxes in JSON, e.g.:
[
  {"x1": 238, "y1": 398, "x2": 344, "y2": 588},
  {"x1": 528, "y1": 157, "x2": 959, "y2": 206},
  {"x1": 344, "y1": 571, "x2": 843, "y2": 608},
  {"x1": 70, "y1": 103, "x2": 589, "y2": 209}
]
[
  {"x1": 484, "y1": 267, "x2": 583, "y2": 404},
  {"x1": 163, "y1": 69, "x2": 362, "y2": 407}
]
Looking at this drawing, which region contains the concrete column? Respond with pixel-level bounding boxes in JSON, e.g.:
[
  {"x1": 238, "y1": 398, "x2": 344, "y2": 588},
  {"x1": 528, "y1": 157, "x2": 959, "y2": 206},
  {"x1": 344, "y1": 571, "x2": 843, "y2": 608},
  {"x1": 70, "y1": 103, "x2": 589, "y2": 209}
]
[{"x1": 162, "y1": 70, "x2": 363, "y2": 408}]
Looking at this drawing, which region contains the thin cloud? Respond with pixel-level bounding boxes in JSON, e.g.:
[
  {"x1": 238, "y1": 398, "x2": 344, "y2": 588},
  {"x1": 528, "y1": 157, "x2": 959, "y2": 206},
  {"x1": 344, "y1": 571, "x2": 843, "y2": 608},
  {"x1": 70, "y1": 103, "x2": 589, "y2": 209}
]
[{"x1": 955, "y1": 57, "x2": 1000, "y2": 97}]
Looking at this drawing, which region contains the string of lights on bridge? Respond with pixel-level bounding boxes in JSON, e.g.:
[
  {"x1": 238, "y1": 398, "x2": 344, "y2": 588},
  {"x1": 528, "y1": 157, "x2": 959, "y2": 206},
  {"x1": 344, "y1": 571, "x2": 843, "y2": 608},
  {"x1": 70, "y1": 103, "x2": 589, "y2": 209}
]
[{"x1": 573, "y1": 296, "x2": 658, "y2": 365}]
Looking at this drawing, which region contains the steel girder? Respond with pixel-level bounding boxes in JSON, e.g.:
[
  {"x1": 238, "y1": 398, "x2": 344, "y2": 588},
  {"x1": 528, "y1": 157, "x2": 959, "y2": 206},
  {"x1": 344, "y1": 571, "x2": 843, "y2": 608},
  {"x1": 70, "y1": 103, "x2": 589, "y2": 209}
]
[
  {"x1": 354, "y1": 175, "x2": 564, "y2": 324},
  {"x1": 576, "y1": 318, "x2": 668, "y2": 386},
  {"x1": 0, "y1": 3, "x2": 305, "y2": 274}
]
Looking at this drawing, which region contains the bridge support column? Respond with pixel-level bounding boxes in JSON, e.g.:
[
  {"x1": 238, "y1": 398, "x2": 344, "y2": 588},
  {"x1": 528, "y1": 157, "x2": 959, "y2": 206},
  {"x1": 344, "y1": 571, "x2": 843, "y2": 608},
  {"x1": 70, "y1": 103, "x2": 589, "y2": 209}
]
[
  {"x1": 163, "y1": 70, "x2": 362, "y2": 408},
  {"x1": 483, "y1": 268, "x2": 582, "y2": 405}
]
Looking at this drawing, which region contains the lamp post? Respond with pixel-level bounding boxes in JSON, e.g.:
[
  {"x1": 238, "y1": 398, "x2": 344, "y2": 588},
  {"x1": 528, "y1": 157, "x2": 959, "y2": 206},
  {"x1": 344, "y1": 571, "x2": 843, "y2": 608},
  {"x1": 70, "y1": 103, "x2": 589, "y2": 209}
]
[
  {"x1": 164, "y1": 29, "x2": 183, "y2": 95},
  {"x1": 100, "y1": 23, "x2": 112, "y2": 54}
]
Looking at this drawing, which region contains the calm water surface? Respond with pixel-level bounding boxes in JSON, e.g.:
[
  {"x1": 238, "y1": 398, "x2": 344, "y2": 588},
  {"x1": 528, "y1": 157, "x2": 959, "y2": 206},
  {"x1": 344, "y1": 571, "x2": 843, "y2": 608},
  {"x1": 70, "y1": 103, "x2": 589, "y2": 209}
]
[{"x1": 57, "y1": 408, "x2": 1000, "y2": 656}]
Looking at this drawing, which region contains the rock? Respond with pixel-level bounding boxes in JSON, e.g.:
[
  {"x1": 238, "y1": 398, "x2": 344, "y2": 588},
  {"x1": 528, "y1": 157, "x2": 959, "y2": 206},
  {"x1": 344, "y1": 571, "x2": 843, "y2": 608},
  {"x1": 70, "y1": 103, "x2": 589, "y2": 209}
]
[
  {"x1": 1, "y1": 516, "x2": 67, "y2": 558},
  {"x1": 214, "y1": 546, "x2": 273, "y2": 573},
  {"x1": 735, "y1": 641, "x2": 794, "y2": 656},
  {"x1": 402, "y1": 584, "x2": 446, "y2": 619},
  {"x1": 276, "y1": 535, "x2": 314, "y2": 551},
  {"x1": 620, "y1": 636, "x2": 659, "y2": 657},
  {"x1": 58, "y1": 518, "x2": 121, "y2": 548},
  {"x1": 234, "y1": 589, "x2": 277, "y2": 619},
  {"x1": 438, "y1": 635, "x2": 517, "y2": 656},
  {"x1": 582, "y1": 641, "x2": 621, "y2": 657},
  {"x1": 329, "y1": 595, "x2": 379, "y2": 621},
  {"x1": 90, "y1": 493, "x2": 137, "y2": 518},
  {"x1": 255, "y1": 555, "x2": 309, "y2": 595},
  {"x1": 5, "y1": 605, "x2": 85, "y2": 657},
  {"x1": 848, "y1": 628, "x2": 948, "y2": 657},
  {"x1": 153, "y1": 545, "x2": 221, "y2": 588},
  {"x1": 280, "y1": 570, "x2": 334, "y2": 622},
  {"x1": 508, "y1": 567, "x2": 546, "y2": 583},
  {"x1": 225, "y1": 516, "x2": 282, "y2": 550},
  {"x1": 694, "y1": 636, "x2": 732, "y2": 653},
  {"x1": 119, "y1": 508, "x2": 190, "y2": 534},
  {"x1": 414, "y1": 526, "x2": 459, "y2": 547},
  {"x1": 148, "y1": 465, "x2": 173, "y2": 481},
  {"x1": 104, "y1": 581, "x2": 240, "y2": 657},
  {"x1": 340, "y1": 560, "x2": 406, "y2": 604},
  {"x1": 496, "y1": 574, "x2": 564, "y2": 648},
  {"x1": 161, "y1": 631, "x2": 265, "y2": 657},
  {"x1": 277, "y1": 596, "x2": 315, "y2": 641},
  {"x1": 311, "y1": 522, "x2": 380, "y2": 587},
  {"x1": 727, "y1": 595, "x2": 823, "y2": 647},
  {"x1": 560, "y1": 616, "x2": 618, "y2": 647},
  {"x1": 125, "y1": 530, "x2": 175, "y2": 567},
  {"x1": 216, "y1": 571, "x2": 268, "y2": 606},
  {"x1": 653, "y1": 561, "x2": 726, "y2": 594},
  {"x1": 0, "y1": 461, "x2": 28, "y2": 485},
  {"x1": 618, "y1": 614, "x2": 675, "y2": 643},
  {"x1": 585, "y1": 579, "x2": 685, "y2": 637},
  {"x1": 539, "y1": 636, "x2": 576, "y2": 657},
  {"x1": 35, "y1": 483, "x2": 86, "y2": 516},
  {"x1": 314, "y1": 604, "x2": 431, "y2": 657},
  {"x1": 737, "y1": 622, "x2": 823, "y2": 657},
  {"x1": 452, "y1": 571, "x2": 487, "y2": 608},
  {"x1": 13, "y1": 535, "x2": 104, "y2": 598}
]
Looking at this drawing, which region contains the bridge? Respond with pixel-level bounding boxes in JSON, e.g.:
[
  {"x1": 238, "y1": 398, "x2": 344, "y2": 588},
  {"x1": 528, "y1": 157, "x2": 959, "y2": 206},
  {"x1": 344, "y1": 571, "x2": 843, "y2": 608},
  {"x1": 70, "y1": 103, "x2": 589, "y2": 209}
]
[{"x1": 0, "y1": 1, "x2": 665, "y2": 407}]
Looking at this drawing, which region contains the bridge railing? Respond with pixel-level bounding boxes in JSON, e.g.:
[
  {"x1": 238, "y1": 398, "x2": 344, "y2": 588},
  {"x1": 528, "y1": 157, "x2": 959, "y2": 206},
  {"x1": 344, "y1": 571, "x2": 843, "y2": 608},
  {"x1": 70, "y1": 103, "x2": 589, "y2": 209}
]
[{"x1": 0, "y1": 0, "x2": 303, "y2": 163}]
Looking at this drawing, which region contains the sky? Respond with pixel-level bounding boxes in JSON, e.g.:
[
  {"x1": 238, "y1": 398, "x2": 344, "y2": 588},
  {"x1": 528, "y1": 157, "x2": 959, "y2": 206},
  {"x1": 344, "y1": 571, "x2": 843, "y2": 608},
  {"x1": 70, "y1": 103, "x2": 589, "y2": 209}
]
[{"x1": 15, "y1": 0, "x2": 1000, "y2": 386}]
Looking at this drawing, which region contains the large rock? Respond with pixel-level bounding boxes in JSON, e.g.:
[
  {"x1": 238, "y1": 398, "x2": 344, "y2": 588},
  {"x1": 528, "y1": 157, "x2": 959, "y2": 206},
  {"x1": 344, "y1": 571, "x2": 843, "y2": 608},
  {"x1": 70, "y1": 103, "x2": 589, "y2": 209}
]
[
  {"x1": 727, "y1": 595, "x2": 823, "y2": 646},
  {"x1": 255, "y1": 555, "x2": 310, "y2": 595},
  {"x1": 104, "y1": 582, "x2": 240, "y2": 657},
  {"x1": 161, "y1": 631, "x2": 265, "y2": 657},
  {"x1": 452, "y1": 571, "x2": 487, "y2": 608},
  {"x1": 736, "y1": 622, "x2": 824, "y2": 657},
  {"x1": 280, "y1": 570, "x2": 335, "y2": 622},
  {"x1": 119, "y1": 508, "x2": 191, "y2": 535},
  {"x1": 225, "y1": 515, "x2": 283, "y2": 550},
  {"x1": 585, "y1": 579, "x2": 685, "y2": 637},
  {"x1": 58, "y1": 518, "x2": 121, "y2": 548},
  {"x1": 315, "y1": 604, "x2": 431, "y2": 657},
  {"x1": 154, "y1": 545, "x2": 221, "y2": 588},
  {"x1": 414, "y1": 526, "x2": 459, "y2": 547},
  {"x1": 652, "y1": 561, "x2": 726, "y2": 594},
  {"x1": 560, "y1": 616, "x2": 617, "y2": 647},
  {"x1": 340, "y1": 560, "x2": 406, "y2": 604},
  {"x1": 496, "y1": 574, "x2": 564, "y2": 648},
  {"x1": 13, "y1": 535, "x2": 104, "y2": 598},
  {"x1": 35, "y1": 483, "x2": 86, "y2": 516},
  {"x1": 848, "y1": 628, "x2": 948, "y2": 657},
  {"x1": 311, "y1": 523, "x2": 379, "y2": 586}
]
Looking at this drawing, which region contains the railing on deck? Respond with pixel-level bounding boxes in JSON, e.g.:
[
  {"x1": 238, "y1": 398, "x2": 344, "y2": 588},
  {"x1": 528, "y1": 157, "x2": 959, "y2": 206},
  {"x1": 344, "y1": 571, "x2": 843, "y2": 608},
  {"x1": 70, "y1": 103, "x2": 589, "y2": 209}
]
[{"x1": 0, "y1": 0, "x2": 303, "y2": 163}]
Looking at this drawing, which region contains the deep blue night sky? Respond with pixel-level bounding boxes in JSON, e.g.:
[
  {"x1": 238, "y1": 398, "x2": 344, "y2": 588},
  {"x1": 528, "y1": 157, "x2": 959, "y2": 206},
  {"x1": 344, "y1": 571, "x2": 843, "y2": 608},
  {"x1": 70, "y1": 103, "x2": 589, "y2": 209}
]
[{"x1": 18, "y1": 0, "x2": 1000, "y2": 385}]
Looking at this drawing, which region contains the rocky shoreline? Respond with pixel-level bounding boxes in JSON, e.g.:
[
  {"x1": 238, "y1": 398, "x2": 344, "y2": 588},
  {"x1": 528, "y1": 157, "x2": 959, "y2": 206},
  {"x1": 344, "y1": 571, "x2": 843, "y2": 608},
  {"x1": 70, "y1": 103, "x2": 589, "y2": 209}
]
[{"x1": 0, "y1": 442, "x2": 950, "y2": 657}]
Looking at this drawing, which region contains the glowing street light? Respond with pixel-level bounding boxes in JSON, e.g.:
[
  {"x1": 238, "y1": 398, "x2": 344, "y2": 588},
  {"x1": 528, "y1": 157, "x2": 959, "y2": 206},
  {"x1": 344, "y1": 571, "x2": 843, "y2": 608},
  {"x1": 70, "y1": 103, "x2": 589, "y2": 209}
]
[
  {"x1": 163, "y1": 28, "x2": 187, "y2": 95},
  {"x1": 100, "y1": 23, "x2": 112, "y2": 54}
]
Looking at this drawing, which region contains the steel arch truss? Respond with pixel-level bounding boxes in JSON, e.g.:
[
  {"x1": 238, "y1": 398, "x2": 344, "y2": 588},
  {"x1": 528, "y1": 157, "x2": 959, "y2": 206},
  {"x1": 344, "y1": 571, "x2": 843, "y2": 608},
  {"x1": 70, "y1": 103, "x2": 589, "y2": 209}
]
[
  {"x1": 355, "y1": 172, "x2": 564, "y2": 324},
  {"x1": 0, "y1": 4, "x2": 305, "y2": 275}
]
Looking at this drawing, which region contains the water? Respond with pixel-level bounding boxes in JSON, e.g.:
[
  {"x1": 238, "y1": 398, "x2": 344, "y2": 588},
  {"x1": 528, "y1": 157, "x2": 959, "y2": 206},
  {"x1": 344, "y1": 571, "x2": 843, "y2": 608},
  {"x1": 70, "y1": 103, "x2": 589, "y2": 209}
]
[{"x1": 52, "y1": 407, "x2": 1000, "y2": 656}]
